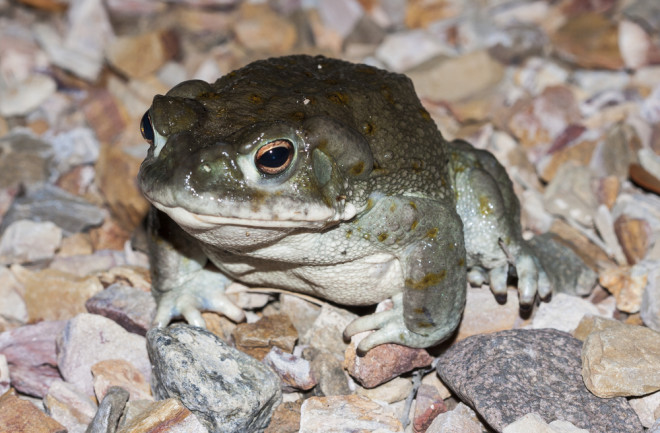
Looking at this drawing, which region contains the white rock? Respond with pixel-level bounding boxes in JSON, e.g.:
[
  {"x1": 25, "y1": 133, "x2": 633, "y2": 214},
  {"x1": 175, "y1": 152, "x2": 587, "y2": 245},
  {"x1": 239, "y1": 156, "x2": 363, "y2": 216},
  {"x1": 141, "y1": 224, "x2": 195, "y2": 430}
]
[
  {"x1": 531, "y1": 293, "x2": 607, "y2": 333},
  {"x1": 0, "y1": 73, "x2": 57, "y2": 117},
  {"x1": 619, "y1": 20, "x2": 653, "y2": 70},
  {"x1": 642, "y1": 263, "x2": 660, "y2": 332},
  {"x1": 642, "y1": 84, "x2": 660, "y2": 124},
  {"x1": 48, "y1": 127, "x2": 100, "y2": 177},
  {"x1": 629, "y1": 390, "x2": 660, "y2": 428},
  {"x1": 0, "y1": 266, "x2": 27, "y2": 323},
  {"x1": 426, "y1": 402, "x2": 484, "y2": 433},
  {"x1": 376, "y1": 29, "x2": 446, "y2": 72},
  {"x1": 318, "y1": 0, "x2": 363, "y2": 38},
  {"x1": 0, "y1": 220, "x2": 62, "y2": 265},
  {"x1": 503, "y1": 413, "x2": 589, "y2": 433},
  {"x1": 0, "y1": 354, "x2": 9, "y2": 395},
  {"x1": 515, "y1": 57, "x2": 570, "y2": 96},
  {"x1": 44, "y1": 380, "x2": 98, "y2": 433},
  {"x1": 356, "y1": 377, "x2": 412, "y2": 404}
]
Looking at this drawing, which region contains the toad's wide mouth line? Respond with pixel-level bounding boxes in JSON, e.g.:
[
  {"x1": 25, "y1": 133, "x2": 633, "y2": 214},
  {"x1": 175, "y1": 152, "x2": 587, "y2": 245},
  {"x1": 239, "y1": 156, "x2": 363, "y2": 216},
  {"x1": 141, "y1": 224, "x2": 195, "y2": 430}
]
[{"x1": 152, "y1": 202, "x2": 332, "y2": 229}]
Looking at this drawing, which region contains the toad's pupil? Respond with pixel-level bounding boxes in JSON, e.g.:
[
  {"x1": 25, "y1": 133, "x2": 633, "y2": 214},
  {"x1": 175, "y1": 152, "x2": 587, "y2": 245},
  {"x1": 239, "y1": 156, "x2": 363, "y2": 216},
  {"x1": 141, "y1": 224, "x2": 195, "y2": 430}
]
[{"x1": 258, "y1": 146, "x2": 290, "y2": 168}]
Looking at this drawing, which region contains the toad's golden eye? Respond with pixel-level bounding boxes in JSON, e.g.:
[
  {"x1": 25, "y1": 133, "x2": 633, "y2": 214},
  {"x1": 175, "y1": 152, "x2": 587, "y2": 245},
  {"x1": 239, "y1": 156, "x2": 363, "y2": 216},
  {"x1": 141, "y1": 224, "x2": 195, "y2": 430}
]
[
  {"x1": 140, "y1": 111, "x2": 154, "y2": 145},
  {"x1": 255, "y1": 140, "x2": 294, "y2": 175}
]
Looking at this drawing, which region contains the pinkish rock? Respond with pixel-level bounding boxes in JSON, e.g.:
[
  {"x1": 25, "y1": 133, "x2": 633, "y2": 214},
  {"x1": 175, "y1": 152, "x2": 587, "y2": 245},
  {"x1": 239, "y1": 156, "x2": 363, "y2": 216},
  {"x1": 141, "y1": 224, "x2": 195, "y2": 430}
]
[
  {"x1": 0, "y1": 220, "x2": 62, "y2": 265},
  {"x1": 262, "y1": 346, "x2": 316, "y2": 392},
  {"x1": 232, "y1": 313, "x2": 298, "y2": 360},
  {"x1": 413, "y1": 384, "x2": 447, "y2": 433},
  {"x1": 85, "y1": 283, "x2": 156, "y2": 336},
  {"x1": 91, "y1": 359, "x2": 152, "y2": 401},
  {"x1": 56, "y1": 313, "x2": 150, "y2": 397},
  {"x1": 0, "y1": 320, "x2": 66, "y2": 397},
  {"x1": 43, "y1": 380, "x2": 97, "y2": 433},
  {"x1": 344, "y1": 332, "x2": 434, "y2": 388},
  {"x1": 0, "y1": 389, "x2": 67, "y2": 433}
]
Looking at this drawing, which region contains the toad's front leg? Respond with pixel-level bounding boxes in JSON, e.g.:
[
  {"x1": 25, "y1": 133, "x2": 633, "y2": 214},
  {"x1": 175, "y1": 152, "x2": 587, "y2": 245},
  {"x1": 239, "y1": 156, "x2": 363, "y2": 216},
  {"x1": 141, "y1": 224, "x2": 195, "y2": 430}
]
[{"x1": 344, "y1": 202, "x2": 467, "y2": 354}]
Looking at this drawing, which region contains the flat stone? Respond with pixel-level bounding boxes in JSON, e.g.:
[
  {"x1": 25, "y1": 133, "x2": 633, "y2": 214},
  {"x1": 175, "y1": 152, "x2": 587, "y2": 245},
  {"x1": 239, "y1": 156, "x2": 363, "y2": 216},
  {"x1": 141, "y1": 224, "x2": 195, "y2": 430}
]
[
  {"x1": 262, "y1": 346, "x2": 316, "y2": 392},
  {"x1": 301, "y1": 304, "x2": 357, "y2": 357},
  {"x1": 344, "y1": 331, "x2": 433, "y2": 388},
  {"x1": 426, "y1": 402, "x2": 485, "y2": 433},
  {"x1": 0, "y1": 389, "x2": 66, "y2": 433},
  {"x1": 117, "y1": 398, "x2": 208, "y2": 433},
  {"x1": 572, "y1": 315, "x2": 623, "y2": 341},
  {"x1": 436, "y1": 329, "x2": 642, "y2": 432},
  {"x1": 503, "y1": 413, "x2": 589, "y2": 433},
  {"x1": 0, "y1": 320, "x2": 66, "y2": 397},
  {"x1": 232, "y1": 313, "x2": 298, "y2": 360},
  {"x1": 85, "y1": 283, "x2": 156, "y2": 336},
  {"x1": 12, "y1": 266, "x2": 103, "y2": 323},
  {"x1": 57, "y1": 233, "x2": 94, "y2": 257},
  {"x1": 614, "y1": 216, "x2": 651, "y2": 264},
  {"x1": 147, "y1": 325, "x2": 282, "y2": 433},
  {"x1": 86, "y1": 386, "x2": 130, "y2": 433},
  {"x1": 0, "y1": 133, "x2": 53, "y2": 190},
  {"x1": 306, "y1": 349, "x2": 351, "y2": 397},
  {"x1": 412, "y1": 383, "x2": 447, "y2": 433},
  {"x1": 56, "y1": 313, "x2": 150, "y2": 397},
  {"x1": 43, "y1": 380, "x2": 98, "y2": 433},
  {"x1": 106, "y1": 30, "x2": 177, "y2": 79},
  {"x1": 234, "y1": 4, "x2": 297, "y2": 54},
  {"x1": 264, "y1": 400, "x2": 301, "y2": 433},
  {"x1": 279, "y1": 294, "x2": 321, "y2": 337},
  {"x1": 356, "y1": 376, "x2": 412, "y2": 404},
  {"x1": 375, "y1": 29, "x2": 446, "y2": 72},
  {"x1": 531, "y1": 293, "x2": 608, "y2": 333},
  {"x1": 299, "y1": 395, "x2": 403, "y2": 433},
  {"x1": 543, "y1": 163, "x2": 598, "y2": 227},
  {"x1": 629, "y1": 390, "x2": 660, "y2": 428},
  {"x1": 0, "y1": 266, "x2": 27, "y2": 324},
  {"x1": 0, "y1": 73, "x2": 57, "y2": 117},
  {"x1": 582, "y1": 322, "x2": 660, "y2": 397},
  {"x1": 642, "y1": 263, "x2": 660, "y2": 331},
  {"x1": 91, "y1": 359, "x2": 152, "y2": 401},
  {"x1": 456, "y1": 287, "x2": 522, "y2": 341},
  {"x1": 599, "y1": 264, "x2": 648, "y2": 314}
]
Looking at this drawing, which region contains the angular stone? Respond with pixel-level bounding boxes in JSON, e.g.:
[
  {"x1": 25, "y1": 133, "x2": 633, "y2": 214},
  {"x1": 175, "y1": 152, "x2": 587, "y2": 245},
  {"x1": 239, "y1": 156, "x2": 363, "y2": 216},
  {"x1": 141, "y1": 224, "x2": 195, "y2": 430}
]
[
  {"x1": 503, "y1": 413, "x2": 590, "y2": 433},
  {"x1": 0, "y1": 220, "x2": 62, "y2": 265},
  {"x1": 456, "y1": 287, "x2": 522, "y2": 341},
  {"x1": 375, "y1": 29, "x2": 445, "y2": 72},
  {"x1": 57, "y1": 313, "x2": 150, "y2": 397},
  {"x1": 344, "y1": 331, "x2": 433, "y2": 388},
  {"x1": 43, "y1": 380, "x2": 98, "y2": 433},
  {"x1": 117, "y1": 398, "x2": 208, "y2": 433},
  {"x1": 89, "y1": 218, "x2": 132, "y2": 251},
  {"x1": 86, "y1": 386, "x2": 130, "y2": 433},
  {"x1": 279, "y1": 294, "x2": 321, "y2": 337},
  {"x1": 96, "y1": 267, "x2": 151, "y2": 292},
  {"x1": 412, "y1": 383, "x2": 447, "y2": 433},
  {"x1": 307, "y1": 349, "x2": 351, "y2": 397},
  {"x1": 234, "y1": 4, "x2": 297, "y2": 54},
  {"x1": 106, "y1": 30, "x2": 177, "y2": 79},
  {"x1": 49, "y1": 127, "x2": 100, "y2": 178},
  {"x1": 147, "y1": 325, "x2": 281, "y2": 433},
  {"x1": 582, "y1": 323, "x2": 660, "y2": 397},
  {"x1": 12, "y1": 266, "x2": 103, "y2": 323},
  {"x1": 264, "y1": 400, "x2": 302, "y2": 433},
  {"x1": 436, "y1": 329, "x2": 642, "y2": 432},
  {"x1": 0, "y1": 320, "x2": 66, "y2": 397},
  {"x1": 58, "y1": 233, "x2": 94, "y2": 258},
  {"x1": 0, "y1": 266, "x2": 27, "y2": 324},
  {"x1": 232, "y1": 313, "x2": 298, "y2": 360},
  {"x1": 599, "y1": 264, "x2": 648, "y2": 313},
  {"x1": 543, "y1": 163, "x2": 598, "y2": 227},
  {"x1": 85, "y1": 283, "x2": 156, "y2": 336},
  {"x1": 263, "y1": 346, "x2": 316, "y2": 392},
  {"x1": 572, "y1": 315, "x2": 623, "y2": 341},
  {"x1": 91, "y1": 359, "x2": 152, "y2": 401},
  {"x1": 642, "y1": 263, "x2": 660, "y2": 332},
  {"x1": 356, "y1": 376, "x2": 412, "y2": 404},
  {"x1": 426, "y1": 402, "x2": 485, "y2": 433},
  {"x1": 0, "y1": 133, "x2": 53, "y2": 190},
  {"x1": 0, "y1": 73, "x2": 57, "y2": 117},
  {"x1": 539, "y1": 135, "x2": 594, "y2": 183},
  {"x1": 614, "y1": 216, "x2": 651, "y2": 264},
  {"x1": 0, "y1": 389, "x2": 66, "y2": 433},
  {"x1": 301, "y1": 304, "x2": 357, "y2": 357},
  {"x1": 531, "y1": 293, "x2": 608, "y2": 333},
  {"x1": 299, "y1": 395, "x2": 403, "y2": 432},
  {"x1": 629, "y1": 390, "x2": 660, "y2": 428}
]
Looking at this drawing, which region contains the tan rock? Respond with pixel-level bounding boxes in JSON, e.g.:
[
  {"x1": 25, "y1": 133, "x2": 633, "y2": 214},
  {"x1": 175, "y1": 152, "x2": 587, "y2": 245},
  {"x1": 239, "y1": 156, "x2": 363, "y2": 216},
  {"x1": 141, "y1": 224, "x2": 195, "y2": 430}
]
[
  {"x1": 356, "y1": 376, "x2": 412, "y2": 404},
  {"x1": 117, "y1": 398, "x2": 206, "y2": 433},
  {"x1": 404, "y1": 0, "x2": 460, "y2": 28},
  {"x1": 503, "y1": 412, "x2": 589, "y2": 433},
  {"x1": 549, "y1": 219, "x2": 614, "y2": 270},
  {"x1": 43, "y1": 380, "x2": 97, "y2": 432},
  {"x1": 234, "y1": 4, "x2": 297, "y2": 54},
  {"x1": 572, "y1": 315, "x2": 622, "y2": 341},
  {"x1": 596, "y1": 176, "x2": 620, "y2": 209},
  {"x1": 82, "y1": 89, "x2": 129, "y2": 145},
  {"x1": 106, "y1": 30, "x2": 178, "y2": 79},
  {"x1": 540, "y1": 139, "x2": 597, "y2": 182},
  {"x1": 299, "y1": 395, "x2": 403, "y2": 432},
  {"x1": 90, "y1": 218, "x2": 132, "y2": 251},
  {"x1": 599, "y1": 265, "x2": 647, "y2": 313},
  {"x1": 264, "y1": 400, "x2": 302, "y2": 433},
  {"x1": 614, "y1": 216, "x2": 651, "y2": 265},
  {"x1": 0, "y1": 389, "x2": 66, "y2": 433},
  {"x1": 201, "y1": 312, "x2": 237, "y2": 342},
  {"x1": 97, "y1": 266, "x2": 151, "y2": 292},
  {"x1": 91, "y1": 359, "x2": 152, "y2": 401},
  {"x1": 12, "y1": 265, "x2": 103, "y2": 322},
  {"x1": 456, "y1": 287, "x2": 524, "y2": 341},
  {"x1": 582, "y1": 323, "x2": 660, "y2": 397},
  {"x1": 232, "y1": 314, "x2": 298, "y2": 360},
  {"x1": 426, "y1": 402, "x2": 484, "y2": 433},
  {"x1": 58, "y1": 233, "x2": 94, "y2": 258}
]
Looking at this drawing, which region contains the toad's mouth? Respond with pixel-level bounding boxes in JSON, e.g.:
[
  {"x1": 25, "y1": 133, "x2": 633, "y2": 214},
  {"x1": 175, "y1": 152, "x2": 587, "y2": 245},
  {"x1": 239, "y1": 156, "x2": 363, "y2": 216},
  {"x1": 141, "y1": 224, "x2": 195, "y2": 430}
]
[{"x1": 152, "y1": 201, "x2": 337, "y2": 230}]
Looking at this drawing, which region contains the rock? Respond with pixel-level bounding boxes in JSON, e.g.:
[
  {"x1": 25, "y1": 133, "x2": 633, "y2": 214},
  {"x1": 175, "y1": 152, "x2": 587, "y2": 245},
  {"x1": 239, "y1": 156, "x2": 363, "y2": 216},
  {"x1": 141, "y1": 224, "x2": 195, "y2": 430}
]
[
  {"x1": 614, "y1": 215, "x2": 651, "y2": 264},
  {"x1": 436, "y1": 329, "x2": 642, "y2": 432},
  {"x1": 279, "y1": 294, "x2": 321, "y2": 337},
  {"x1": 456, "y1": 287, "x2": 523, "y2": 341},
  {"x1": 356, "y1": 376, "x2": 412, "y2": 404},
  {"x1": 264, "y1": 400, "x2": 301, "y2": 433},
  {"x1": 375, "y1": 29, "x2": 445, "y2": 72},
  {"x1": 503, "y1": 413, "x2": 589, "y2": 433},
  {"x1": 85, "y1": 283, "x2": 156, "y2": 336},
  {"x1": 0, "y1": 320, "x2": 66, "y2": 397},
  {"x1": 593, "y1": 205, "x2": 628, "y2": 266},
  {"x1": 86, "y1": 386, "x2": 130, "y2": 433},
  {"x1": 96, "y1": 267, "x2": 151, "y2": 292},
  {"x1": 531, "y1": 293, "x2": 609, "y2": 333},
  {"x1": 0, "y1": 73, "x2": 57, "y2": 116},
  {"x1": 56, "y1": 313, "x2": 150, "y2": 397},
  {"x1": 117, "y1": 398, "x2": 208, "y2": 433},
  {"x1": 407, "y1": 51, "x2": 505, "y2": 102},
  {"x1": 49, "y1": 250, "x2": 140, "y2": 278},
  {"x1": 426, "y1": 402, "x2": 485, "y2": 433},
  {"x1": 572, "y1": 315, "x2": 622, "y2": 341},
  {"x1": 551, "y1": 13, "x2": 624, "y2": 70},
  {"x1": 0, "y1": 266, "x2": 27, "y2": 324},
  {"x1": 147, "y1": 325, "x2": 282, "y2": 433},
  {"x1": 538, "y1": 133, "x2": 594, "y2": 183},
  {"x1": 106, "y1": 30, "x2": 177, "y2": 79},
  {"x1": 527, "y1": 233, "x2": 597, "y2": 297},
  {"x1": 582, "y1": 322, "x2": 660, "y2": 398},
  {"x1": 0, "y1": 133, "x2": 53, "y2": 190},
  {"x1": 412, "y1": 383, "x2": 447, "y2": 433},
  {"x1": 0, "y1": 184, "x2": 105, "y2": 236},
  {"x1": 11, "y1": 266, "x2": 103, "y2": 323},
  {"x1": 48, "y1": 127, "x2": 100, "y2": 178},
  {"x1": 514, "y1": 58, "x2": 570, "y2": 96},
  {"x1": 629, "y1": 390, "x2": 660, "y2": 428},
  {"x1": 548, "y1": 219, "x2": 614, "y2": 271},
  {"x1": 232, "y1": 313, "x2": 298, "y2": 360},
  {"x1": 91, "y1": 359, "x2": 152, "y2": 401},
  {"x1": 82, "y1": 89, "x2": 128, "y2": 145},
  {"x1": 306, "y1": 349, "x2": 351, "y2": 397},
  {"x1": 0, "y1": 389, "x2": 66, "y2": 433},
  {"x1": 317, "y1": 0, "x2": 363, "y2": 39},
  {"x1": 488, "y1": 24, "x2": 547, "y2": 64},
  {"x1": 0, "y1": 219, "x2": 62, "y2": 265},
  {"x1": 299, "y1": 395, "x2": 403, "y2": 433},
  {"x1": 301, "y1": 304, "x2": 357, "y2": 357},
  {"x1": 225, "y1": 283, "x2": 272, "y2": 310},
  {"x1": 262, "y1": 346, "x2": 316, "y2": 392},
  {"x1": 619, "y1": 17, "x2": 660, "y2": 70},
  {"x1": 89, "y1": 218, "x2": 132, "y2": 252},
  {"x1": 344, "y1": 331, "x2": 433, "y2": 388},
  {"x1": 0, "y1": 354, "x2": 9, "y2": 395},
  {"x1": 599, "y1": 264, "x2": 648, "y2": 314},
  {"x1": 543, "y1": 163, "x2": 598, "y2": 227},
  {"x1": 234, "y1": 4, "x2": 297, "y2": 54},
  {"x1": 642, "y1": 263, "x2": 660, "y2": 331},
  {"x1": 43, "y1": 380, "x2": 98, "y2": 433},
  {"x1": 58, "y1": 233, "x2": 94, "y2": 257}
]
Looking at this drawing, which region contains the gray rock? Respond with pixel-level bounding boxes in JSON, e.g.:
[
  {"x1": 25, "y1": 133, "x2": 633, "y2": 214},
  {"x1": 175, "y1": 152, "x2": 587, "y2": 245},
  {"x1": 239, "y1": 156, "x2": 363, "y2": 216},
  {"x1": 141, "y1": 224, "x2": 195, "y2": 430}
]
[
  {"x1": 436, "y1": 329, "x2": 643, "y2": 433},
  {"x1": 85, "y1": 283, "x2": 156, "y2": 336},
  {"x1": 641, "y1": 263, "x2": 660, "y2": 332},
  {"x1": 0, "y1": 184, "x2": 104, "y2": 236},
  {"x1": 147, "y1": 325, "x2": 282, "y2": 433},
  {"x1": 527, "y1": 233, "x2": 597, "y2": 296},
  {"x1": 0, "y1": 133, "x2": 53, "y2": 190},
  {"x1": 85, "y1": 386, "x2": 130, "y2": 433},
  {"x1": 306, "y1": 349, "x2": 351, "y2": 397}
]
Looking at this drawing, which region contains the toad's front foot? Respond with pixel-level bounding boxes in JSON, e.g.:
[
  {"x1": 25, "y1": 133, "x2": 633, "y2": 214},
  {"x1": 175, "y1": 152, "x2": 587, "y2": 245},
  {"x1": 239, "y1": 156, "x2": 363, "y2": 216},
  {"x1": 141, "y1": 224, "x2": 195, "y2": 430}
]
[
  {"x1": 153, "y1": 284, "x2": 245, "y2": 328},
  {"x1": 343, "y1": 294, "x2": 455, "y2": 355}
]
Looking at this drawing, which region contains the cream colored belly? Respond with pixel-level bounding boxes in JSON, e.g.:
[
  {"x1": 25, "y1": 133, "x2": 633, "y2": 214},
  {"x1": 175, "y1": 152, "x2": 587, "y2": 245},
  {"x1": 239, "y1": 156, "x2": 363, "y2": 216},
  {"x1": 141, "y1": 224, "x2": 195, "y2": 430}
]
[{"x1": 214, "y1": 252, "x2": 404, "y2": 306}]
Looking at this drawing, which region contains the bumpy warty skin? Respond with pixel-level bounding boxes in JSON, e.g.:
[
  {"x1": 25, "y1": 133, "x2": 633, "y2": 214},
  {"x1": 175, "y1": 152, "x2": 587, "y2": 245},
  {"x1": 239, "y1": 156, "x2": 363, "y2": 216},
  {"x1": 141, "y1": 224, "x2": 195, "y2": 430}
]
[{"x1": 138, "y1": 55, "x2": 550, "y2": 353}]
